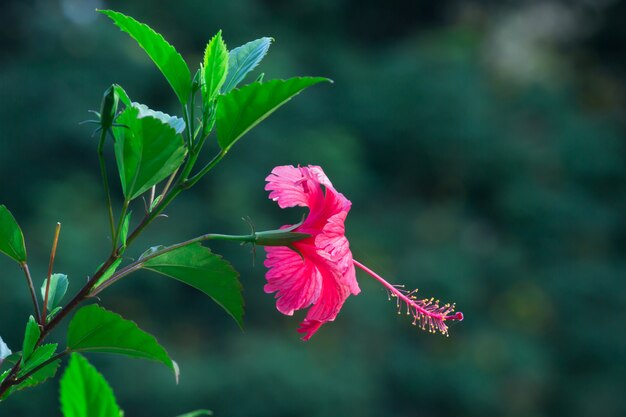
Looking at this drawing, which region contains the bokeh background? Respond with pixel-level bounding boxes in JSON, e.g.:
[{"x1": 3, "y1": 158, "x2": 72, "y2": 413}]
[{"x1": 1, "y1": 0, "x2": 625, "y2": 416}]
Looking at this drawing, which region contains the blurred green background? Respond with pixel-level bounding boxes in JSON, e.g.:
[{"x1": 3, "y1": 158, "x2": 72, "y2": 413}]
[{"x1": 1, "y1": 0, "x2": 625, "y2": 416}]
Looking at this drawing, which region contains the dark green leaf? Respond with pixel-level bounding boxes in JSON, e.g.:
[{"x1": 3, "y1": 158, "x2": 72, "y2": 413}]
[
  {"x1": 41, "y1": 273, "x2": 69, "y2": 310},
  {"x1": 18, "y1": 343, "x2": 57, "y2": 377},
  {"x1": 216, "y1": 77, "x2": 331, "y2": 153},
  {"x1": 99, "y1": 10, "x2": 191, "y2": 104},
  {"x1": 221, "y1": 37, "x2": 272, "y2": 93},
  {"x1": 67, "y1": 305, "x2": 177, "y2": 379},
  {"x1": 22, "y1": 316, "x2": 40, "y2": 361},
  {"x1": 143, "y1": 243, "x2": 243, "y2": 327},
  {"x1": 113, "y1": 104, "x2": 187, "y2": 200},
  {"x1": 202, "y1": 31, "x2": 229, "y2": 102},
  {"x1": 0, "y1": 205, "x2": 27, "y2": 263},
  {"x1": 60, "y1": 353, "x2": 121, "y2": 417}
]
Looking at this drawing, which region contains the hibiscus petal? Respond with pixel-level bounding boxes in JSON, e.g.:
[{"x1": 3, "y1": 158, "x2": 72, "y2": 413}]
[
  {"x1": 265, "y1": 165, "x2": 321, "y2": 209},
  {"x1": 316, "y1": 209, "x2": 360, "y2": 295},
  {"x1": 264, "y1": 246, "x2": 322, "y2": 315}
]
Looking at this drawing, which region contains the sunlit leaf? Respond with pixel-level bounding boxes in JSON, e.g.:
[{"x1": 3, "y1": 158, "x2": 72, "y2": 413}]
[
  {"x1": 112, "y1": 84, "x2": 131, "y2": 107},
  {"x1": 143, "y1": 243, "x2": 243, "y2": 327},
  {"x1": 60, "y1": 353, "x2": 121, "y2": 417},
  {"x1": 0, "y1": 205, "x2": 27, "y2": 263},
  {"x1": 134, "y1": 103, "x2": 186, "y2": 134},
  {"x1": 67, "y1": 305, "x2": 177, "y2": 380},
  {"x1": 18, "y1": 343, "x2": 57, "y2": 378},
  {"x1": 22, "y1": 316, "x2": 40, "y2": 362},
  {"x1": 216, "y1": 77, "x2": 330, "y2": 153},
  {"x1": 202, "y1": 31, "x2": 229, "y2": 102},
  {"x1": 221, "y1": 37, "x2": 272, "y2": 93},
  {"x1": 41, "y1": 273, "x2": 69, "y2": 310},
  {"x1": 99, "y1": 10, "x2": 191, "y2": 104},
  {"x1": 120, "y1": 211, "x2": 132, "y2": 249},
  {"x1": 94, "y1": 258, "x2": 123, "y2": 289},
  {"x1": 113, "y1": 104, "x2": 187, "y2": 200}
]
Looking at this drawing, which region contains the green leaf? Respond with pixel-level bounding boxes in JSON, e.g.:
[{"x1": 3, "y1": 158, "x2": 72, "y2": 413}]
[
  {"x1": 221, "y1": 37, "x2": 272, "y2": 93},
  {"x1": 0, "y1": 205, "x2": 27, "y2": 263},
  {"x1": 202, "y1": 31, "x2": 229, "y2": 102},
  {"x1": 216, "y1": 77, "x2": 330, "y2": 153},
  {"x1": 93, "y1": 258, "x2": 123, "y2": 289},
  {"x1": 120, "y1": 211, "x2": 132, "y2": 249},
  {"x1": 41, "y1": 273, "x2": 69, "y2": 310},
  {"x1": 176, "y1": 411, "x2": 213, "y2": 417},
  {"x1": 112, "y1": 84, "x2": 131, "y2": 107},
  {"x1": 67, "y1": 305, "x2": 177, "y2": 380},
  {"x1": 134, "y1": 103, "x2": 186, "y2": 134},
  {"x1": 99, "y1": 10, "x2": 191, "y2": 104},
  {"x1": 60, "y1": 353, "x2": 122, "y2": 417},
  {"x1": 47, "y1": 306, "x2": 63, "y2": 321},
  {"x1": 1, "y1": 357, "x2": 60, "y2": 400},
  {"x1": 18, "y1": 343, "x2": 57, "y2": 377},
  {"x1": 143, "y1": 243, "x2": 243, "y2": 327},
  {"x1": 23, "y1": 316, "x2": 40, "y2": 361},
  {"x1": 113, "y1": 104, "x2": 187, "y2": 200}
]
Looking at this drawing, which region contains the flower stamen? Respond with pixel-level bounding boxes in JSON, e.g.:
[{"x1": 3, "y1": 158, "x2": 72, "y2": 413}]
[{"x1": 353, "y1": 260, "x2": 463, "y2": 336}]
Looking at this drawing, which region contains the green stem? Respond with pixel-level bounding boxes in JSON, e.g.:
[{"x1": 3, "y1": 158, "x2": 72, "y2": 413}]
[
  {"x1": 92, "y1": 232, "x2": 257, "y2": 295},
  {"x1": 97, "y1": 128, "x2": 116, "y2": 248},
  {"x1": 185, "y1": 150, "x2": 226, "y2": 189},
  {"x1": 20, "y1": 262, "x2": 42, "y2": 324},
  {"x1": 12, "y1": 350, "x2": 69, "y2": 385}
]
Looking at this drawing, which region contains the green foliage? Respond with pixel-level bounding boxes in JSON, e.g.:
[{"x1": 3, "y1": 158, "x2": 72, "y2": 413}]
[
  {"x1": 0, "y1": 205, "x2": 27, "y2": 264},
  {"x1": 142, "y1": 243, "x2": 244, "y2": 327},
  {"x1": 18, "y1": 344, "x2": 57, "y2": 378},
  {"x1": 222, "y1": 37, "x2": 272, "y2": 93},
  {"x1": 99, "y1": 10, "x2": 191, "y2": 105},
  {"x1": 22, "y1": 316, "x2": 40, "y2": 362},
  {"x1": 112, "y1": 84, "x2": 131, "y2": 107},
  {"x1": 216, "y1": 77, "x2": 330, "y2": 153},
  {"x1": 40, "y1": 274, "x2": 69, "y2": 311},
  {"x1": 112, "y1": 104, "x2": 187, "y2": 200},
  {"x1": 67, "y1": 305, "x2": 178, "y2": 380},
  {"x1": 94, "y1": 259, "x2": 123, "y2": 289},
  {"x1": 60, "y1": 354, "x2": 122, "y2": 417},
  {"x1": 1, "y1": 346, "x2": 60, "y2": 400},
  {"x1": 120, "y1": 212, "x2": 132, "y2": 250},
  {"x1": 202, "y1": 31, "x2": 229, "y2": 103}
]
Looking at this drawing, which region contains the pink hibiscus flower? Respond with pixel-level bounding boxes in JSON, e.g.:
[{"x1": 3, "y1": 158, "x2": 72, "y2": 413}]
[{"x1": 264, "y1": 165, "x2": 463, "y2": 340}]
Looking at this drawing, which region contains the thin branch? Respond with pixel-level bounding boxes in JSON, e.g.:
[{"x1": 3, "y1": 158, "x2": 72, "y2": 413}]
[
  {"x1": 92, "y1": 232, "x2": 257, "y2": 295},
  {"x1": 42, "y1": 222, "x2": 61, "y2": 323},
  {"x1": 13, "y1": 350, "x2": 69, "y2": 385},
  {"x1": 20, "y1": 263, "x2": 41, "y2": 323}
]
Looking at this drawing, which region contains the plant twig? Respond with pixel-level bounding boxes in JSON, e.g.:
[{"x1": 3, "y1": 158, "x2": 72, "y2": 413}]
[
  {"x1": 42, "y1": 222, "x2": 61, "y2": 323},
  {"x1": 20, "y1": 263, "x2": 41, "y2": 324},
  {"x1": 12, "y1": 350, "x2": 69, "y2": 385}
]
